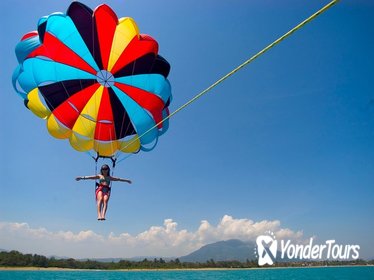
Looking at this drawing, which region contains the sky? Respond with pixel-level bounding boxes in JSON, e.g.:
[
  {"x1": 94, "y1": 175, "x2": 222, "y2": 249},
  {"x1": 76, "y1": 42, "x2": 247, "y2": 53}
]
[{"x1": 0, "y1": 0, "x2": 373, "y2": 259}]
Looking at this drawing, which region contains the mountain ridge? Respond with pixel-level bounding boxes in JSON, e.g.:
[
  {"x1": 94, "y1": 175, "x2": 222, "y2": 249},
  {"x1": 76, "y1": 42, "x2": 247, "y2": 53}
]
[{"x1": 180, "y1": 239, "x2": 256, "y2": 262}]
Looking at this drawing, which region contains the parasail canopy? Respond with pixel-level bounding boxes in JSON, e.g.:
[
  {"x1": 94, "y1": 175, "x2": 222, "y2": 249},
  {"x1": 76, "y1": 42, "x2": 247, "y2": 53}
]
[{"x1": 13, "y1": 1, "x2": 172, "y2": 157}]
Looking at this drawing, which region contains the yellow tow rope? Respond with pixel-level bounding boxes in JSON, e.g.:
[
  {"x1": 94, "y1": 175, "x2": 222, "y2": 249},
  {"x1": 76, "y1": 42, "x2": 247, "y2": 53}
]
[{"x1": 119, "y1": 0, "x2": 340, "y2": 155}]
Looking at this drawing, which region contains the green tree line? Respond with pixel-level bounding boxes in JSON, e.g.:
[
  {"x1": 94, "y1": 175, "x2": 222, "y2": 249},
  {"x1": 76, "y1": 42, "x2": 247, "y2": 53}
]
[{"x1": 0, "y1": 250, "x2": 372, "y2": 270}]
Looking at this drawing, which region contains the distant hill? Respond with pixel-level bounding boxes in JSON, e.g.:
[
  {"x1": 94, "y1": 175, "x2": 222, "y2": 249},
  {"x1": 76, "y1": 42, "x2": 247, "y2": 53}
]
[{"x1": 180, "y1": 239, "x2": 256, "y2": 262}]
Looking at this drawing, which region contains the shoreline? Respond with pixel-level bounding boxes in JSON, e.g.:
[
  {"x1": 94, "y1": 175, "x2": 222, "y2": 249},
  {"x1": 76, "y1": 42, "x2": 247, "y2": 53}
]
[{"x1": 1, "y1": 265, "x2": 372, "y2": 272}]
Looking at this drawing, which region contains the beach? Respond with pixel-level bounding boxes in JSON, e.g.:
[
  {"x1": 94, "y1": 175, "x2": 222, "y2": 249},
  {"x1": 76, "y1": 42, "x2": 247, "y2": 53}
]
[{"x1": 1, "y1": 264, "x2": 372, "y2": 271}]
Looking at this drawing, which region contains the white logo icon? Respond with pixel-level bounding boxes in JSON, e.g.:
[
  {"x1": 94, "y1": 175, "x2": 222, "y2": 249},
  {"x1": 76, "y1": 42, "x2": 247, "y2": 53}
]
[{"x1": 256, "y1": 231, "x2": 277, "y2": 266}]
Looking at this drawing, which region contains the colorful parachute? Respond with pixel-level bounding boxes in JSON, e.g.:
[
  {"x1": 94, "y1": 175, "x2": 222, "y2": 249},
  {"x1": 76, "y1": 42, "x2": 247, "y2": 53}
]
[{"x1": 12, "y1": 2, "x2": 172, "y2": 157}]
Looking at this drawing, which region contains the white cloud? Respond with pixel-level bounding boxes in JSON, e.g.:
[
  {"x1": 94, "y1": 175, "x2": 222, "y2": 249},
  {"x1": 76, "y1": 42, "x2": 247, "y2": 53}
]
[
  {"x1": 0, "y1": 222, "x2": 103, "y2": 242},
  {"x1": 0, "y1": 215, "x2": 306, "y2": 258}
]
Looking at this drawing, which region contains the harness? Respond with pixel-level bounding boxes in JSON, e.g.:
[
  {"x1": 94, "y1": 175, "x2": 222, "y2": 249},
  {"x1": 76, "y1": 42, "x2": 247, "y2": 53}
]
[{"x1": 93, "y1": 154, "x2": 117, "y2": 197}]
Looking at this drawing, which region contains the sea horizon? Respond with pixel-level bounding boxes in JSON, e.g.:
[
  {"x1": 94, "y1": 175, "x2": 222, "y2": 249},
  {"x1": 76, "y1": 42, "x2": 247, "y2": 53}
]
[
  {"x1": 0, "y1": 266, "x2": 373, "y2": 280},
  {"x1": 1, "y1": 264, "x2": 373, "y2": 271}
]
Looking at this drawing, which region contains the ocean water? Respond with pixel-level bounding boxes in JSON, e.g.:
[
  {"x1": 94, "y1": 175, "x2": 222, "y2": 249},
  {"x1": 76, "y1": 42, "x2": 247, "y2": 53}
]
[{"x1": 0, "y1": 266, "x2": 373, "y2": 280}]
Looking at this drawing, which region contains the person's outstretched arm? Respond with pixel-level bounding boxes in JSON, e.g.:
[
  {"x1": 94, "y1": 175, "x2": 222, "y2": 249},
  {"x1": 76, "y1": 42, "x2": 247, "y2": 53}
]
[
  {"x1": 110, "y1": 176, "x2": 132, "y2": 184},
  {"x1": 76, "y1": 175, "x2": 100, "y2": 181}
]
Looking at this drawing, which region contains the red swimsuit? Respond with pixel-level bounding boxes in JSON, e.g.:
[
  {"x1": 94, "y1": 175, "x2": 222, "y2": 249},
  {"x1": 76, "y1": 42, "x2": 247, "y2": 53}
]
[{"x1": 95, "y1": 177, "x2": 111, "y2": 199}]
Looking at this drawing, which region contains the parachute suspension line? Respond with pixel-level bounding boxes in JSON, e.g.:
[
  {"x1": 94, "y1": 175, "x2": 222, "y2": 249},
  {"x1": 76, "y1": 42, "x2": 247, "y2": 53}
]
[
  {"x1": 115, "y1": 153, "x2": 133, "y2": 166},
  {"x1": 58, "y1": 75, "x2": 95, "y2": 157},
  {"x1": 113, "y1": 57, "x2": 139, "y2": 161},
  {"x1": 119, "y1": 0, "x2": 339, "y2": 153},
  {"x1": 114, "y1": 110, "x2": 133, "y2": 160},
  {"x1": 75, "y1": 80, "x2": 96, "y2": 160},
  {"x1": 110, "y1": 158, "x2": 116, "y2": 191},
  {"x1": 110, "y1": 130, "x2": 117, "y2": 162},
  {"x1": 94, "y1": 156, "x2": 99, "y2": 192},
  {"x1": 47, "y1": 73, "x2": 95, "y2": 159}
]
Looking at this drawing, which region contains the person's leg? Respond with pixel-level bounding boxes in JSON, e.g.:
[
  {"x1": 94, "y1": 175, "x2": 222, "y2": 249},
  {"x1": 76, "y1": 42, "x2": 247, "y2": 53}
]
[
  {"x1": 96, "y1": 191, "x2": 103, "y2": 220},
  {"x1": 102, "y1": 194, "x2": 110, "y2": 220}
]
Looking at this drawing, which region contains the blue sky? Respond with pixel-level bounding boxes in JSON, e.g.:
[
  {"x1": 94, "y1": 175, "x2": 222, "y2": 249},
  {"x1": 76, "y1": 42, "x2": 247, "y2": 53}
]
[{"x1": 0, "y1": 0, "x2": 373, "y2": 259}]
